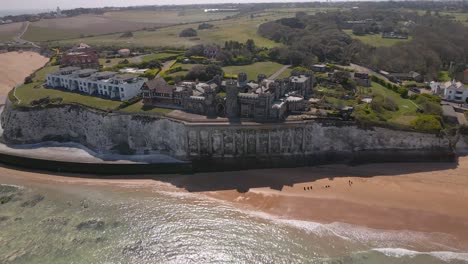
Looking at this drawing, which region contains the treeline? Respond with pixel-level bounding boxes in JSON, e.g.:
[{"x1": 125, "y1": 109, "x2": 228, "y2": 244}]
[{"x1": 258, "y1": 8, "x2": 468, "y2": 80}]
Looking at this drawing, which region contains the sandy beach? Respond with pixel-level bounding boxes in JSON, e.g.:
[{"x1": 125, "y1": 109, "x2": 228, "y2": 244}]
[
  {"x1": 1, "y1": 156, "x2": 468, "y2": 251},
  {"x1": 0, "y1": 51, "x2": 49, "y2": 98}
]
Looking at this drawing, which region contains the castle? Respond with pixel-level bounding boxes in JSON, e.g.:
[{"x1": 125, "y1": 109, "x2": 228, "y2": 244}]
[{"x1": 142, "y1": 72, "x2": 314, "y2": 121}]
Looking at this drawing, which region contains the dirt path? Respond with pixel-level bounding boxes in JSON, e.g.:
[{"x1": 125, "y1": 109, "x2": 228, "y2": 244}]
[
  {"x1": 157, "y1": 60, "x2": 176, "y2": 77},
  {"x1": 13, "y1": 21, "x2": 40, "y2": 48},
  {"x1": 269, "y1": 65, "x2": 291, "y2": 79}
]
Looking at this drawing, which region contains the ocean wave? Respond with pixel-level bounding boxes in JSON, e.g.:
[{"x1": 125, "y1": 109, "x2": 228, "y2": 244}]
[
  {"x1": 155, "y1": 189, "x2": 458, "y2": 250},
  {"x1": 373, "y1": 248, "x2": 468, "y2": 262}
]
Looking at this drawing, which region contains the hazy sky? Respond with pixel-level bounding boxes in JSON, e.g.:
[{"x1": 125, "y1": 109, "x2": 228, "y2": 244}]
[{"x1": 3, "y1": 0, "x2": 314, "y2": 11}]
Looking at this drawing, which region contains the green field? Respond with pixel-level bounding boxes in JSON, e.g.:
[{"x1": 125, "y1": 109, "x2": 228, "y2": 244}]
[
  {"x1": 141, "y1": 52, "x2": 183, "y2": 62},
  {"x1": 103, "y1": 10, "x2": 238, "y2": 24},
  {"x1": 275, "y1": 68, "x2": 293, "y2": 79},
  {"x1": 52, "y1": 11, "x2": 291, "y2": 48},
  {"x1": 0, "y1": 22, "x2": 24, "y2": 42},
  {"x1": 23, "y1": 25, "x2": 81, "y2": 42},
  {"x1": 343, "y1": 30, "x2": 412, "y2": 47},
  {"x1": 223, "y1": 62, "x2": 285, "y2": 80}
]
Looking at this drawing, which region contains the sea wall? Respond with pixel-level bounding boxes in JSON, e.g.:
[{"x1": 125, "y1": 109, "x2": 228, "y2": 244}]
[{"x1": 1, "y1": 99, "x2": 459, "y2": 168}]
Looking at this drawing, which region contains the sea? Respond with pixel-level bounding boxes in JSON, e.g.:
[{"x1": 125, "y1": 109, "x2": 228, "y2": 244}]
[
  {"x1": 0, "y1": 9, "x2": 51, "y2": 17},
  {"x1": 0, "y1": 178, "x2": 467, "y2": 264}
]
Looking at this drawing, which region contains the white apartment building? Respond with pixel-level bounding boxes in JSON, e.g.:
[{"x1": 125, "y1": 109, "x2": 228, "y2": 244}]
[{"x1": 46, "y1": 67, "x2": 147, "y2": 101}]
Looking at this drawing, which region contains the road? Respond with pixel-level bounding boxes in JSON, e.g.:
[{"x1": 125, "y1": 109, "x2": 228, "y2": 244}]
[
  {"x1": 343, "y1": 63, "x2": 398, "y2": 85},
  {"x1": 13, "y1": 21, "x2": 40, "y2": 48},
  {"x1": 269, "y1": 65, "x2": 291, "y2": 79}
]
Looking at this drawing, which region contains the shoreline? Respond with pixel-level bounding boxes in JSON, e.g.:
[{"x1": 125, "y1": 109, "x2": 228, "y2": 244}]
[
  {"x1": 0, "y1": 51, "x2": 49, "y2": 97},
  {"x1": 1, "y1": 157, "x2": 468, "y2": 251}
]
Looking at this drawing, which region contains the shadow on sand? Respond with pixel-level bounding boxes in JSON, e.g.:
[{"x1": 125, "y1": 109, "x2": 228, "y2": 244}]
[{"x1": 0, "y1": 152, "x2": 461, "y2": 194}]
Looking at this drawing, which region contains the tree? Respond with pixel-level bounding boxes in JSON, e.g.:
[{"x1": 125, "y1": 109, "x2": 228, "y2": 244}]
[
  {"x1": 333, "y1": 71, "x2": 351, "y2": 84},
  {"x1": 179, "y1": 28, "x2": 197, "y2": 37},
  {"x1": 185, "y1": 44, "x2": 205, "y2": 57},
  {"x1": 352, "y1": 24, "x2": 366, "y2": 35},
  {"x1": 245, "y1": 39, "x2": 256, "y2": 52},
  {"x1": 186, "y1": 64, "x2": 224, "y2": 81}
]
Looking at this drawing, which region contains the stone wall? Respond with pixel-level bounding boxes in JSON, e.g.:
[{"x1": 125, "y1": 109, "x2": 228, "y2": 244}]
[
  {"x1": 185, "y1": 121, "x2": 451, "y2": 158},
  {"x1": 1, "y1": 99, "x2": 460, "y2": 165}
]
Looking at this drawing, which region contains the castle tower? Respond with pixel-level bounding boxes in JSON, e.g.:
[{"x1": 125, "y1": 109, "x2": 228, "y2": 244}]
[
  {"x1": 238, "y1": 72, "x2": 248, "y2": 87},
  {"x1": 257, "y1": 74, "x2": 267, "y2": 84},
  {"x1": 204, "y1": 85, "x2": 216, "y2": 116},
  {"x1": 225, "y1": 79, "x2": 239, "y2": 118}
]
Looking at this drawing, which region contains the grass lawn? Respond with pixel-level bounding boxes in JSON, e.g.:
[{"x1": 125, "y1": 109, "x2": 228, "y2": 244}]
[
  {"x1": 370, "y1": 82, "x2": 419, "y2": 126},
  {"x1": 223, "y1": 62, "x2": 285, "y2": 80},
  {"x1": 141, "y1": 52, "x2": 182, "y2": 62},
  {"x1": 118, "y1": 101, "x2": 173, "y2": 114},
  {"x1": 343, "y1": 30, "x2": 412, "y2": 47},
  {"x1": 163, "y1": 63, "x2": 202, "y2": 79},
  {"x1": 99, "y1": 58, "x2": 124, "y2": 67},
  {"x1": 275, "y1": 68, "x2": 293, "y2": 79}
]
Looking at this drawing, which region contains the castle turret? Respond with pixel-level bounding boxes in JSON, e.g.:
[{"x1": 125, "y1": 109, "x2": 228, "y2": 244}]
[
  {"x1": 257, "y1": 74, "x2": 267, "y2": 84},
  {"x1": 238, "y1": 72, "x2": 248, "y2": 87},
  {"x1": 204, "y1": 85, "x2": 217, "y2": 116},
  {"x1": 225, "y1": 79, "x2": 239, "y2": 118}
]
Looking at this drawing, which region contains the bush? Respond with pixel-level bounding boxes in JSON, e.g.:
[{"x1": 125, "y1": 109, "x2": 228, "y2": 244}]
[
  {"x1": 371, "y1": 95, "x2": 399, "y2": 113},
  {"x1": 410, "y1": 115, "x2": 442, "y2": 133},
  {"x1": 179, "y1": 28, "x2": 197, "y2": 37},
  {"x1": 120, "y1": 32, "x2": 134, "y2": 38},
  {"x1": 115, "y1": 95, "x2": 141, "y2": 110},
  {"x1": 24, "y1": 75, "x2": 34, "y2": 84},
  {"x1": 198, "y1": 23, "x2": 214, "y2": 30}
]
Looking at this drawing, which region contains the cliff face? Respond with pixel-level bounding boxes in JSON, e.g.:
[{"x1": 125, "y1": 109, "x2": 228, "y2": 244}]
[
  {"x1": 0, "y1": 99, "x2": 457, "y2": 161},
  {"x1": 1, "y1": 100, "x2": 188, "y2": 158}
]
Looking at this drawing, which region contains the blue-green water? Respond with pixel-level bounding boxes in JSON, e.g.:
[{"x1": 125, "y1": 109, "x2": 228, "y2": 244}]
[{"x1": 0, "y1": 178, "x2": 467, "y2": 264}]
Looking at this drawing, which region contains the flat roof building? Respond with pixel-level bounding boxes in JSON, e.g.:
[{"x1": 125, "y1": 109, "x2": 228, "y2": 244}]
[{"x1": 46, "y1": 68, "x2": 147, "y2": 101}]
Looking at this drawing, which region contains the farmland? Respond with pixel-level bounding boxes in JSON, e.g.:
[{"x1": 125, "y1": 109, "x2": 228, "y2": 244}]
[
  {"x1": 50, "y1": 11, "x2": 297, "y2": 48},
  {"x1": 342, "y1": 30, "x2": 412, "y2": 47},
  {"x1": 22, "y1": 9, "x2": 238, "y2": 42},
  {"x1": 103, "y1": 10, "x2": 238, "y2": 24},
  {"x1": 0, "y1": 22, "x2": 23, "y2": 42}
]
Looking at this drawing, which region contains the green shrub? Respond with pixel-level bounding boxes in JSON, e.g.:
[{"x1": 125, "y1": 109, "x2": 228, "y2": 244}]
[
  {"x1": 410, "y1": 115, "x2": 442, "y2": 133},
  {"x1": 371, "y1": 95, "x2": 399, "y2": 113}
]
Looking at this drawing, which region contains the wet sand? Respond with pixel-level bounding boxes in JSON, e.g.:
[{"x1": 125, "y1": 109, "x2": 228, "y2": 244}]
[
  {"x1": 0, "y1": 51, "x2": 49, "y2": 97},
  {"x1": 1, "y1": 157, "x2": 468, "y2": 250}
]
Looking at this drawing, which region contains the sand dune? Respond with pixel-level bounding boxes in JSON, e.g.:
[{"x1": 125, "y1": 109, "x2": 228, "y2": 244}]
[{"x1": 0, "y1": 51, "x2": 49, "y2": 99}]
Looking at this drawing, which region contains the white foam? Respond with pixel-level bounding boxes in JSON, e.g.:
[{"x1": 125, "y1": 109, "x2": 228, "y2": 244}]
[
  {"x1": 373, "y1": 248, "x2": 468, "y2": 262},
  {"x1": 154, "y1": 189, "x2": 461, "y2": 253}
]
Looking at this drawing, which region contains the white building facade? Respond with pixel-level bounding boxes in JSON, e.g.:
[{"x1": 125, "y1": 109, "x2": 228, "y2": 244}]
[{"x1": 46, "y1": 67, "x2": 147, "y2": 101}]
